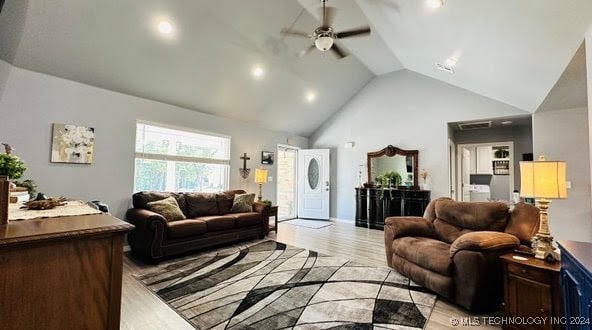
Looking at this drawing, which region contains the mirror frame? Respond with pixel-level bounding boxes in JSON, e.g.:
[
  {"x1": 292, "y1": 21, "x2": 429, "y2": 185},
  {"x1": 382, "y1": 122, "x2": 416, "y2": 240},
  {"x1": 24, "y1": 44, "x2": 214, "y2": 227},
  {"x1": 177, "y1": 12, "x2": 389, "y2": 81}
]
[{"x1": 367, "y1": 145, "x2": 419, "y2": 187}]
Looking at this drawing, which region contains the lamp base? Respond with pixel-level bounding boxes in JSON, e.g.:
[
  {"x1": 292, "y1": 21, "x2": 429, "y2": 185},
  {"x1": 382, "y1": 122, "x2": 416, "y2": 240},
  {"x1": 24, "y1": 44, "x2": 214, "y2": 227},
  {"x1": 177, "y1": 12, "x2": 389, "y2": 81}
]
[{"x1": 531, "y1": 233, "x2": 559, "y2": 261}]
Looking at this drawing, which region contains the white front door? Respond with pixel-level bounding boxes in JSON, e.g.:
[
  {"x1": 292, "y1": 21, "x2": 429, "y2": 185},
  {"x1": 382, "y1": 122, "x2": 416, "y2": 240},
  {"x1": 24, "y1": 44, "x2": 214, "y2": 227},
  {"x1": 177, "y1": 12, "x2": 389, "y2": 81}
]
[{"x1": 298, "y1": 149, "x2": 330, "y2": 220}]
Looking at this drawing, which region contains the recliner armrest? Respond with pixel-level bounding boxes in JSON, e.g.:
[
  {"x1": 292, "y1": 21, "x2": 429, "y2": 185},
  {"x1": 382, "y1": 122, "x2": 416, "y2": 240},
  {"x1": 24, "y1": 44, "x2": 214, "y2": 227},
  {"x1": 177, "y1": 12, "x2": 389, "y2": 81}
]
[
  {"x1": 384, "y1": 216, "x2": 434, "y2": 240},
  {"x1": 450, "y1": 231, "x2": 519, "y2": 257}
]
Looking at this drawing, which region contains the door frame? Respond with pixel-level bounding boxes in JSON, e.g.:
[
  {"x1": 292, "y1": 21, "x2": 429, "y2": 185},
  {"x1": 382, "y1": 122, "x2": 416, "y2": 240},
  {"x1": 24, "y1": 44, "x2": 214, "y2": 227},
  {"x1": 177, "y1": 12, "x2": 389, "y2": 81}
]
[
  {"x1": 455, "y1": 141, "x2": 515, "y2": 201},
  {"x1": 276, "y1": 144, "x2": 300, "y2": 220},
  {"x1": 448, "y1": 138, "x2": 456, "y2": 199}
]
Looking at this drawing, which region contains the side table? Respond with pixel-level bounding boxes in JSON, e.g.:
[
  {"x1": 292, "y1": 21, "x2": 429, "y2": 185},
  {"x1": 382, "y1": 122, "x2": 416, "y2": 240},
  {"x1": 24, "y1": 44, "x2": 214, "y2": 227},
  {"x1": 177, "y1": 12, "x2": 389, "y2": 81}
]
[
  {"x1": 500, "y1": 253, "x2": 562, "y2": 330},
  {"x1": 268, "y1": 206, "x2": 278, "y2": 233}
]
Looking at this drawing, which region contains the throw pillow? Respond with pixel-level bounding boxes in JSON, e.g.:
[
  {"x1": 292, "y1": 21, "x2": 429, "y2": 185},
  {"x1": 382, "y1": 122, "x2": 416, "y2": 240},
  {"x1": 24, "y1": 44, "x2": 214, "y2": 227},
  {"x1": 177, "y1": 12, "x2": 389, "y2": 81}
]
[
  {"x1": 147, "y1": 196, "x2": 186, "y2": 221},
  {"x1": 231, "y1": 193, "x2": 256, "y2": 213}
]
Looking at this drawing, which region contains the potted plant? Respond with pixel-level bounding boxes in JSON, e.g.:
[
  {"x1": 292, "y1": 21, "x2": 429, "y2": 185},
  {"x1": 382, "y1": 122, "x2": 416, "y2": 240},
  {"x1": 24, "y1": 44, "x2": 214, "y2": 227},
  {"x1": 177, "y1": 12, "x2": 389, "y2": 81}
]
[{"x1": 0, "y1": 154, "x2": 26, "y2": 180}]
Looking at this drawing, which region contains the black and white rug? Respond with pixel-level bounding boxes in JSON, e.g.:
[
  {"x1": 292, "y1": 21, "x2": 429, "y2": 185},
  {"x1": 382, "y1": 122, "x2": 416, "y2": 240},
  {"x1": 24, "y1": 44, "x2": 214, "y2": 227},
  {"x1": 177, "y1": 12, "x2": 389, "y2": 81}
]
[{"x1": 132, "y1": 241, "x2": 436, "y2": 329}]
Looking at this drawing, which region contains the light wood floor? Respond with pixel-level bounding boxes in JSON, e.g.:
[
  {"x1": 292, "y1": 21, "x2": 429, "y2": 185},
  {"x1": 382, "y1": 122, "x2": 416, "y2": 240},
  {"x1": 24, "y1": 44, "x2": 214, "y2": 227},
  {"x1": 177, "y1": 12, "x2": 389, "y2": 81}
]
[{"x1": 121, "y1": 220, "x2": 500, "y2": 329}]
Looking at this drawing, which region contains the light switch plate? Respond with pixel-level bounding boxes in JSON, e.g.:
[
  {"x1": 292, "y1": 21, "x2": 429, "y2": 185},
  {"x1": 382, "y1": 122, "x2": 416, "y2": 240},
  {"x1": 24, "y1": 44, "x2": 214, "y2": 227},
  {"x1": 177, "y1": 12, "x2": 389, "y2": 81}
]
[
  {"x1": 268, "y1": 176, "x2": 273, "y2": 182},
  {"x1": 566, "y1": 181, "x2": 571, "y2": 189}
]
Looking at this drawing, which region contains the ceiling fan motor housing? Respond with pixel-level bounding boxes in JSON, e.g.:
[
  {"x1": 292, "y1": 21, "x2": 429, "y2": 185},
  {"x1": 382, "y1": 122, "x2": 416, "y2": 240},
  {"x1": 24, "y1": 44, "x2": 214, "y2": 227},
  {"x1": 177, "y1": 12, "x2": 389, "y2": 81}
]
[{"x1": 314, "y1": 27, "x2": 335, "y2": 51}]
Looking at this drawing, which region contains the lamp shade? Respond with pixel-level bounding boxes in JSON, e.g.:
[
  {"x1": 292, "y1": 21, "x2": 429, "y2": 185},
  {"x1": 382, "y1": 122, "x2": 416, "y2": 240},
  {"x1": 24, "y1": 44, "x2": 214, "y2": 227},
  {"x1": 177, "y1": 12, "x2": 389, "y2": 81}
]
[
  {"x1": 520, "y1": 158, "x2": 567, "y2": 199},
  {"x1": 254, "y1": 168, "x2": 268, "y2": 184}
]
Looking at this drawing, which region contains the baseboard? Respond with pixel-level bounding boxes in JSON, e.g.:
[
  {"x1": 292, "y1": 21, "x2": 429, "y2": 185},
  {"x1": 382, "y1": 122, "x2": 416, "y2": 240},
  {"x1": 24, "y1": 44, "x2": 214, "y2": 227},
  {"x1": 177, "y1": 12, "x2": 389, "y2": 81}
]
[{"x1": 330, "y1": 217, "x2": 354, "y2": 223}]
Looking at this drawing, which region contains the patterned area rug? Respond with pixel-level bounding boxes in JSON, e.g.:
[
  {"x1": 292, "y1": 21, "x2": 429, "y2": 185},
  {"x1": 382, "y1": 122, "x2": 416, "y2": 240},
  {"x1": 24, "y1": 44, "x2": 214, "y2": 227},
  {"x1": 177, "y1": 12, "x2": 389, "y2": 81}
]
[
  {"x1": 281, "y1": 219, "x2": 333, "y2": 229},
  {"x1": 132, "y1": 241, "x2": 436, "y2": 329}
]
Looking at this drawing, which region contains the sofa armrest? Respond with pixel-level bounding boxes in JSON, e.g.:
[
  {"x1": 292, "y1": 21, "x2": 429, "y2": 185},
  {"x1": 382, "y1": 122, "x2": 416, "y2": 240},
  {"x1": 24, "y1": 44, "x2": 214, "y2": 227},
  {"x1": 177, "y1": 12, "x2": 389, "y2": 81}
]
[
  {"x1": 384, "y1": 217, "x2": 434, "y2": 240},
  {"x1": 252, "y1": 202, "x2": 271, "y2": 235},
  {"x1": 125, "y1": 208, "x2": 168, "y2": 261},
  {"x1": 450, "y1": 231, "x2": 520, "y2": 257}
]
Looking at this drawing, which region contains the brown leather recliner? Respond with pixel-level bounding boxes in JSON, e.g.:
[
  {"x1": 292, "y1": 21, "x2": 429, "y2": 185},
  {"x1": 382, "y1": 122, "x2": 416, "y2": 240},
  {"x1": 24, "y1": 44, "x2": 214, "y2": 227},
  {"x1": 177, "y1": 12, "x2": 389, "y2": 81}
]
[
  {"x1": 384, "y1": 198, "x2": 539, "y2": 312},
  {"x1": 126, "y1": 190, "x2": 270, "y2": 262}
]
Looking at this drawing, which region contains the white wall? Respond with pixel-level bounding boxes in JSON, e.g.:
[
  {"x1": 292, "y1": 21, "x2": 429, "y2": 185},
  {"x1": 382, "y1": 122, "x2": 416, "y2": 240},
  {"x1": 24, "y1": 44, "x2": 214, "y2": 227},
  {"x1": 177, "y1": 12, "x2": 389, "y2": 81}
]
[
  {"x1": 310, "y1": 69, "x2": 529, "y2": 220},
  {"x1": 0, "y1": 66, "x2": 308, "y2": 218},
  {"x1": 533, "y1": 107, "x2": 591, "y2": 242},
  {"x1": 0, "y1": 59, "x2": 11, "y2": 100}
]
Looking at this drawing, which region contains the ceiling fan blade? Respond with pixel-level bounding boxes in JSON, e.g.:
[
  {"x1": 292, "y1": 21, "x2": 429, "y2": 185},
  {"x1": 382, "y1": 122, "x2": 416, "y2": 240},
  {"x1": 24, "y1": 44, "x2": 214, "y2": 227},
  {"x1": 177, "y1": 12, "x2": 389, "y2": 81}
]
[
  {"x1": 330, "y1": 43, "x2": 347, "y2": 59},
  {"x1": 280, "y1": 29, "x2": 310, "y2": 38},
  {"x1": 298, "y1": 45, "x2": 316, "y2": 58},
  {"x1": 321, "y1": 6, "x2": 336, "y2": 28},
  {"x1": 335, "y1": 27, "x2": 371, "y2": 39}
]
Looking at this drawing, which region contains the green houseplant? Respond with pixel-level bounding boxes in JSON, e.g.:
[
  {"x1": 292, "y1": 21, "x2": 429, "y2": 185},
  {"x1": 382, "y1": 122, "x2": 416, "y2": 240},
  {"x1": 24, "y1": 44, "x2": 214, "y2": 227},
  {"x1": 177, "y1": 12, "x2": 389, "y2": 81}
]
[{"x1": 0, "y1": 154, "x2": 26, "y2": 180}]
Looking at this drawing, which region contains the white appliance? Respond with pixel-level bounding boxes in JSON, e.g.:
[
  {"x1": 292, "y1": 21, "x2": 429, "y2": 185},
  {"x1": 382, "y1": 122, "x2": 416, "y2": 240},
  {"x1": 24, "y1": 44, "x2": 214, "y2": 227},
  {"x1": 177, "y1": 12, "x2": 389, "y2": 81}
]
[{"x1": 469, "y1": 184, "x2": 491, "y2": 202}]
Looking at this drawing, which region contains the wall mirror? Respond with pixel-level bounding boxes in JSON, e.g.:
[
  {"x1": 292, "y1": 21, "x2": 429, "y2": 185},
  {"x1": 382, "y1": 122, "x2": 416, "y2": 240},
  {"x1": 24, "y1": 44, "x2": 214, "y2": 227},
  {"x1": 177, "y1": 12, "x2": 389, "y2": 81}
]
[{"x1": 367, "y1": 145, "x2": 419, "y2": 187}]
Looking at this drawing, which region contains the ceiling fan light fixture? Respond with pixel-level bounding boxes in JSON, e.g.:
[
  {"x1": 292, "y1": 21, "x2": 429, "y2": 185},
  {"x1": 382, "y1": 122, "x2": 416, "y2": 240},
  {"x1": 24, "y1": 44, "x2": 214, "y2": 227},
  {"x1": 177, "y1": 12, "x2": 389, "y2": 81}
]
[
  {"x1": 315, "y1": 36, "x2": 334, "y2": 51},
  {"x1": 425, "y1": 0, "x2": 444, "y2": 9}
]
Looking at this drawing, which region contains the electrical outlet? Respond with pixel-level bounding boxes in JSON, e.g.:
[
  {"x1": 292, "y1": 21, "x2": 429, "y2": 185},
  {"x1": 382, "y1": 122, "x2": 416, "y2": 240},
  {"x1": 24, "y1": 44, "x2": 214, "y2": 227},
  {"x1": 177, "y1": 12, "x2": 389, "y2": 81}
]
[{"x1": 268, "y1": 176, "x2": 273, "y2": 182}]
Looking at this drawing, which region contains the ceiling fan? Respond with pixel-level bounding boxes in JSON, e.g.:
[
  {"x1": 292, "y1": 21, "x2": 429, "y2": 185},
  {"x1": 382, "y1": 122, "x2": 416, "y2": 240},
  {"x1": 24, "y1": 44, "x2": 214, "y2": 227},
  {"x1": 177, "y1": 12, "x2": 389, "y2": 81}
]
[{"x1": 280, "y1": 0, "x2": 371, "y2": 59}]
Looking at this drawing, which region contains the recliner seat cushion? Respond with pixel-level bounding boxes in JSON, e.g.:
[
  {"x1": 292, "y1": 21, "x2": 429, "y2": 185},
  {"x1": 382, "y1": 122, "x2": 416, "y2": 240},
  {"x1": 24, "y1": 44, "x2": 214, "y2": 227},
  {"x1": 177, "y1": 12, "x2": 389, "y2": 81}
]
[
  {"x1": 392, "y1": 237, "x2": 453, "y2": 276},
  {"x1": 166, "y1": 219, "x2": 207, "y2": 239},
  {"x1": 197, "y1": 215, "x2": 236, "y2": 232},
  {"x1": 232, "y1": 212, "x2": 262, "y2": 228},
  {"x1": 186, "y1": 193, "x2": 218, "y2": 218}
]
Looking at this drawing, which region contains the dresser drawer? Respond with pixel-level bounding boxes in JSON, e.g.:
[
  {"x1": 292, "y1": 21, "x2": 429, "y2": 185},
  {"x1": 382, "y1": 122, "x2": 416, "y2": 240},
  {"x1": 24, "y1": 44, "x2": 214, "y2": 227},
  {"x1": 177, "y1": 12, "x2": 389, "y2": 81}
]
[{"x1": 508, "y1": 263, "x2": 552, "y2": 284}]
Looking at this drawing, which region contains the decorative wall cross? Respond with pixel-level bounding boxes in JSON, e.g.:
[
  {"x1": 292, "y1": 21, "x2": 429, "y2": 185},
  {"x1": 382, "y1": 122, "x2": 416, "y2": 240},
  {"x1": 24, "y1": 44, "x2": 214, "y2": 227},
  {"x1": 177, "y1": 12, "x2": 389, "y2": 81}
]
[{"x1": 239, "y1": 153, "x2": 251, "y2": 179}]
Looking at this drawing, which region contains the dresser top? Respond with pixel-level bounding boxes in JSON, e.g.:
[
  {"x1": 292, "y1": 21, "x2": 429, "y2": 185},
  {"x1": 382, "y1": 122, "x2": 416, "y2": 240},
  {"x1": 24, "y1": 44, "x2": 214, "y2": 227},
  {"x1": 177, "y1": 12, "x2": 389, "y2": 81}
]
[
  {"x1": 558, "y1": 240, "x2": 592, "y2": 272},
  {"x1": 0, "y1": 214, "x2": 134, "y2": 247}
]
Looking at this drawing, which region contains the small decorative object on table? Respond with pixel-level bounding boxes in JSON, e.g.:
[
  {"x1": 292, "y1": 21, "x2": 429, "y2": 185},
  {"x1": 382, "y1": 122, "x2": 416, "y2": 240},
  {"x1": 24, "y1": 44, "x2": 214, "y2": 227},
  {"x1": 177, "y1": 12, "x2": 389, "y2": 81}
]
[
  {"x1": 21, "y1": 197, "x2": 67, "y2": 210},
  {"x1": 420, "y1": 168, "x2": 430, "y2": 190}
]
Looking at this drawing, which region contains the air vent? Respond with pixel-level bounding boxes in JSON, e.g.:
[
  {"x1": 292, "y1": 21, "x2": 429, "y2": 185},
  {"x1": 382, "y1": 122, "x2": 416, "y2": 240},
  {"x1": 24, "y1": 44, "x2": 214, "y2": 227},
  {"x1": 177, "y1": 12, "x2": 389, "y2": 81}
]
[
  {"x1": 436, "y1": 62, "x2": 455, "y2": 73},
  {"x1": 458, "y1": 121, "x2": 492, "y2": 130}
]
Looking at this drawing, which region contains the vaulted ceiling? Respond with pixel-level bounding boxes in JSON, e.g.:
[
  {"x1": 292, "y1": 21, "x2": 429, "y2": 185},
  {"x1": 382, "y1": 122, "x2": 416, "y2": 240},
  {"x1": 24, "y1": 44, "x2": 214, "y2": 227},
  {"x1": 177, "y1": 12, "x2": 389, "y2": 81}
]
[{"x1": 0, "y1": 0, "x2": 591, "y2": 136}]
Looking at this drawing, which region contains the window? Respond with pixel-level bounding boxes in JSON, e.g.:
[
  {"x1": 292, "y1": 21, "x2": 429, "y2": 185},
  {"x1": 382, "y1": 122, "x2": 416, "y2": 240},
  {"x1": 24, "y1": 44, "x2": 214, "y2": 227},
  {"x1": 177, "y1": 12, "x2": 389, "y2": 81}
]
[{"x1": 134, "y1": 122, "x2": 230, "y2": 193}]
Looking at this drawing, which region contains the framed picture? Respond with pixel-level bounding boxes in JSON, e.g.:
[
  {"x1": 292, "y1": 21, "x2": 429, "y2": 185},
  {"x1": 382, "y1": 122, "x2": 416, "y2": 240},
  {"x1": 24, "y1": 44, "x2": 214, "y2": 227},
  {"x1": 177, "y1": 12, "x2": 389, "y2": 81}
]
[
  {"x1": 51, "y1": 123, "x2": 95, "y2": 164},
  {"x1": 261, "y1": 151, "x2": 274, "y2": 165}
]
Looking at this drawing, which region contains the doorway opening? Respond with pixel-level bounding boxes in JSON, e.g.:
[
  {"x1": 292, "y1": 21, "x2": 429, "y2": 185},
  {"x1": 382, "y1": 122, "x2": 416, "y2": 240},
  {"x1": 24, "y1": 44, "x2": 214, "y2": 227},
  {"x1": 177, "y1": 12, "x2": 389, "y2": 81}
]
[{"x1": 276, "y1": 145, "x2": 298, "y2": 220}]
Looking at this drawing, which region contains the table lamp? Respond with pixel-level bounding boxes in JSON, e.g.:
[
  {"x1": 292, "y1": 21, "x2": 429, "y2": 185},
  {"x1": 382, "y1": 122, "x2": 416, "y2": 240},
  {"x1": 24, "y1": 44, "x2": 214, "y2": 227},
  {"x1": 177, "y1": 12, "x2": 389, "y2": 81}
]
[
  {"x1": 254, "y1": 168, "x2": 268, "y2": 201},
  {"x1": 519, "y1": 155, "x2": 567, "y2": 260}
]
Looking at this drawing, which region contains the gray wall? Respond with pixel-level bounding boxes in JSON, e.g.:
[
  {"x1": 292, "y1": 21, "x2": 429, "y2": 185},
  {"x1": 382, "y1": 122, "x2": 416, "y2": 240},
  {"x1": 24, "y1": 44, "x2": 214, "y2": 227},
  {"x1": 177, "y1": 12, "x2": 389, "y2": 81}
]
[
  {"x1": 0, "y1": 65, "x2": 308, "y2": 219},
  {"x1": 533, "y1": 107, "x2": 591, "y2": 242},
  {"x1": 0, "y1": 59, "x2": 10, "y2": 100},
  {"x1": 453, "y1": 125, "x2": 534, "y2": 190},
  {"x1": 310, "y1": 69, "x2": 529, "y2": 220}
]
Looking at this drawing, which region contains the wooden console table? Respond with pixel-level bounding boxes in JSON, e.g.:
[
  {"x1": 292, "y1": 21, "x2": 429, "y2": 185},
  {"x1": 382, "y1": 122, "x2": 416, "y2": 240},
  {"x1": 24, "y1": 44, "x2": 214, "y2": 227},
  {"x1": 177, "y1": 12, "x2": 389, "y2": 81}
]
[
  {"x1": 0, "y1": 214, "x2": 133, "y2": 329},
  {"x1": 355, "y1": 188, "x2": 431, "y2": 229}
]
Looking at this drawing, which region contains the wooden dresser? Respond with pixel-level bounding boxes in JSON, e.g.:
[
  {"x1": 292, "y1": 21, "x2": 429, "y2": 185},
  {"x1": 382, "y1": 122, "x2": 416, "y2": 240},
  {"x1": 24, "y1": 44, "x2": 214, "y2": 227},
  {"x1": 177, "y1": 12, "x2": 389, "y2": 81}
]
[
  {"x1": 558, "y1": 240, "x2": 592, "y2": 329},
  {"x1": 0, "y1": 214, "x2": 133, "y2": 329}
]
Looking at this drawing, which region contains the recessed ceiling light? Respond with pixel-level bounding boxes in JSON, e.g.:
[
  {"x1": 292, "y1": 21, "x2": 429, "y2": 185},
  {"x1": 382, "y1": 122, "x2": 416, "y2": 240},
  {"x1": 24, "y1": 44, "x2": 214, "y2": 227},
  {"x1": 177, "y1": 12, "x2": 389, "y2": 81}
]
[
  {"x1": 157, "y1": 21, "x2": 174, "y2": 35},
  {"x1": 305, "y1": 91, "x2": 317, "y2": 103},
  {"x1": 501, "y1": 121, "x2": 513, "y2": 125},
  {"x1": 251, "y1": 65, "x2": 265, "y2": 79},
  {"x1": 445, "y1": 57, "x2": 457, "y2": 67},
  {"x1": 425, "y1": 0, "x2": 444, "y2": 9}
]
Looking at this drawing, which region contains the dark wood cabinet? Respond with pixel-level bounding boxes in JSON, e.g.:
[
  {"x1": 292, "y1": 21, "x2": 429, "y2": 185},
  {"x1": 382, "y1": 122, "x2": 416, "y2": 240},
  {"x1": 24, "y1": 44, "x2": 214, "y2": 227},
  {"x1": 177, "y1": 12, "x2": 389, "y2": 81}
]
[
  {"x1": 0, "y1": 214, "x2": 133, "y2": 329},
  {"x1": 355, "y1": 188, "x2": 430, "y2": 230},
  {"x1": 558, "y1": 240, "x2": 592, "y2": 330},
  {"x1": 500, "y1": 253, "x2": 562, "y2": 330}
]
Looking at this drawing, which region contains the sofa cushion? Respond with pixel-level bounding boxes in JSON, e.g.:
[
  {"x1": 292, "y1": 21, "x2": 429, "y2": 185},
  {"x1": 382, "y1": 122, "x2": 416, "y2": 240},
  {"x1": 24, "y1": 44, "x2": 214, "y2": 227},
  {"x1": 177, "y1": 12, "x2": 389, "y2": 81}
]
[
  {"x1": 146, "y1": 196, "x2": 186, "y2": 222},
  {"x1": 216, "y1": 190, "x2": 246, "y2": 214},
  {"x1": 166, "y1": 219, "x2": 207, "y2": 239},
  {"x1": 196, "y1": 215, "x2": 236, "y2": 232},
  {"x1": 232, "y1": 212, "x2": 262, "y2": 228},
  {"x1": 186, "y1": 192, "x2": 218, "y2": 218},
  {"x1": 231, "y1": 193, "x2": 256, "y2": 213},
  {"x1": 133, "y1": 191, "x2": 187, "y2": 214},
  {"x1": 506, "y1": 202, "x2": 540, "y2": 245},
  {"x1": 392, "y1": 237, "x2": 453, "y2": 276},
  {"x1": 435, "y1": 200, "x2": 509, "y2": 232}
]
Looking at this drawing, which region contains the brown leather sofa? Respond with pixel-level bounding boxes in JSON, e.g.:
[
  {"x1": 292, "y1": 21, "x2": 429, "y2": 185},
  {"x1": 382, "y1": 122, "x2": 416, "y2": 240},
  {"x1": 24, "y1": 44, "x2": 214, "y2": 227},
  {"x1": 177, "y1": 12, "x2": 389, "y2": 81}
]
[
  {"x1": 126, "y1": 190, "x2": 270, "y2": 262},
  {"x1": 384, "y1": 198, "x2": 539, "y2": 312}
]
